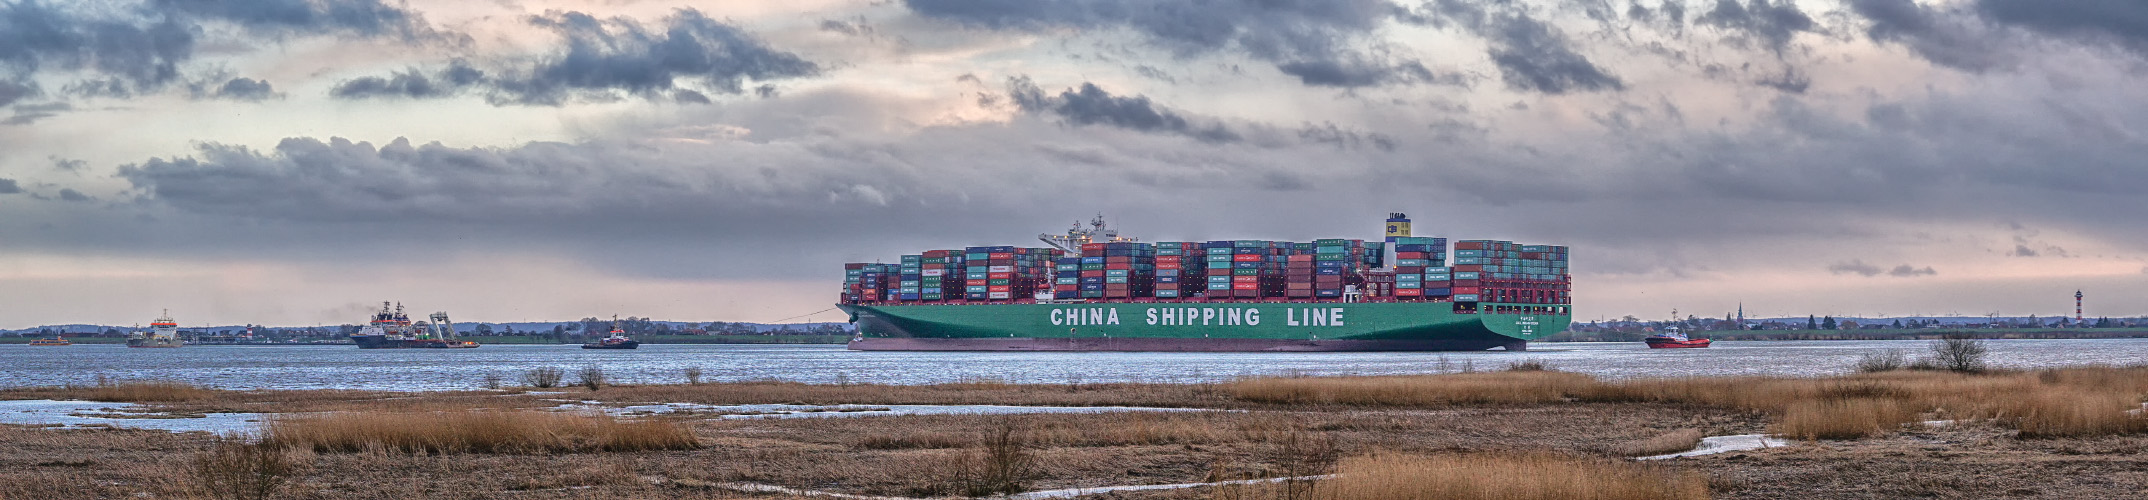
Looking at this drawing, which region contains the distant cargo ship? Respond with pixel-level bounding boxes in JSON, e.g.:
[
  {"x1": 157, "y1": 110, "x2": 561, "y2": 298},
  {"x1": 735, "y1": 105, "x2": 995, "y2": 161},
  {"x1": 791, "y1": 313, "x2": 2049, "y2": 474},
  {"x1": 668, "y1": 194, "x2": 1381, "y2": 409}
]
[
  {"x1": 127, "y1": 310, "x2": 183, "y2": 348},
  {"x1": 839, "y1": 214, "x2": 1572, "y2": 352},
  {"x1": 349, "y1": 302, "x2": 478, "y2": 349},
  {"x1": 27, "y1": 336, "x2": 70, "y2": 346}
]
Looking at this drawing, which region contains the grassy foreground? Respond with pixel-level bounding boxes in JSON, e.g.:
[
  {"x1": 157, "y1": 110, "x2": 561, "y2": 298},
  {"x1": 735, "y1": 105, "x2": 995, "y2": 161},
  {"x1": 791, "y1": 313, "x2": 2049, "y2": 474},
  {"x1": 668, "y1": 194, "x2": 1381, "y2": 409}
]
[{"x1": 6, "y1": 363, "x2": 2148, "y2": 499}]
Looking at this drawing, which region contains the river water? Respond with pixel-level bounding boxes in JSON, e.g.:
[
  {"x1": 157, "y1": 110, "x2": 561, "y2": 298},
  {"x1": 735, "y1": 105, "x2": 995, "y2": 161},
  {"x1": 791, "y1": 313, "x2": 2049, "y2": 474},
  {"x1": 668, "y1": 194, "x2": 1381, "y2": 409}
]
[{"x1": 3, "y1": 339, "x2": 2143, "y2": 392}]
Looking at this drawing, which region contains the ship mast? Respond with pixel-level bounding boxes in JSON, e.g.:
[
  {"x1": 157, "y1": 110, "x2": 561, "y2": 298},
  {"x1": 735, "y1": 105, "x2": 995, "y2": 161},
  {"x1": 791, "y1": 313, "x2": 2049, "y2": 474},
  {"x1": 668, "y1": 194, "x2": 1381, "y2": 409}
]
[{"x1": 1038, "y1": 214, "x2": 1137, "y2": 257}]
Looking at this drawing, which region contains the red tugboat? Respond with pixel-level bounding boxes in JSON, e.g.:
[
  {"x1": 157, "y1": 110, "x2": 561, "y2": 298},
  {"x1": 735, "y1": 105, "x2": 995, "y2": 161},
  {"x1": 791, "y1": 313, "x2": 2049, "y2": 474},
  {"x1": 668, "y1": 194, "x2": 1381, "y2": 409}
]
[
  {"x1": 581, "y1": 317, "x2": 640, "y2": 350},
  {"x1": 1644, "y1": 325, "x2": 1710, "y2": 349}
]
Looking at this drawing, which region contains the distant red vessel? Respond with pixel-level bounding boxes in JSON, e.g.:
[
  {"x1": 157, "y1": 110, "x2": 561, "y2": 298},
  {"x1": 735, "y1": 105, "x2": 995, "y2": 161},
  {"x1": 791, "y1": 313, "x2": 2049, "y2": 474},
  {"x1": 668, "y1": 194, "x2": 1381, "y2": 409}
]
[{"x1": 1643, "y1": 328, "x2": 1710, "y2": 349}]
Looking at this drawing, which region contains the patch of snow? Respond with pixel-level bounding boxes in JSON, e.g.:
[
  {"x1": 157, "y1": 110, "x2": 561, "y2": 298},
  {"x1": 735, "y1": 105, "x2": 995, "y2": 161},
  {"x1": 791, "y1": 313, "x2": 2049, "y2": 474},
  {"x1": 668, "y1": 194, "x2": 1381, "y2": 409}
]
[
  {"x1": 0, "y1": 400, "x2": 262, "y2": 434},
  {"x1": 1635, "y1": 434, "x2": 1788, "y2": 460},
  {"x1": 550, "y1": 402, "x2": 1213, "y2": 419},
  {"x1": 1008, "y1": 475, "x2": 1333, "y2": 499}
]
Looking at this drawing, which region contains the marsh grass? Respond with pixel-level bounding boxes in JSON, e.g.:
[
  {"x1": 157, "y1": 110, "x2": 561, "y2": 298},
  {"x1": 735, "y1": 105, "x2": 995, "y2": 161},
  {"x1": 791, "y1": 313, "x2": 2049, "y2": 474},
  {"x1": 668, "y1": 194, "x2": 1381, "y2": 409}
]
[
  {"x1": 190, "y1": 439, "x2": 308, "y2": 500},
  {"x1": 1310, "y1": 451, "x2": 1709, "y2": 500},
  {"x1": 261, "y1": 410, "x2": 698, "y2": 453},
  {"x1": 1224, "y1": 371, "x2": 1595, "y2": 406},
  {"x1": 91, "y1": 381, "x2": 217, "y2": 403},
  {"x1": 1606, "y1": 428, "x2": 1705, "y2": 456}
]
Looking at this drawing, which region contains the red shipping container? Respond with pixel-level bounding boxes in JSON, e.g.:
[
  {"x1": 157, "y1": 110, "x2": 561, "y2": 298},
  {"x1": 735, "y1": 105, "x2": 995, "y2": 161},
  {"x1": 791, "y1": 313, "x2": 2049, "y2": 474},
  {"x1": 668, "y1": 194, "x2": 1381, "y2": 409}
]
[
  {"x1": 988, "y1": 272, "x2": 1012, "y2": 280},
  {"x1": 1232, "y1": 254, "x2": 1261, "y2": 262},
  {"x1": 1232, "y1": 275, "x2": 1258, "y2": 283},
  {"x1": 1456, "y1": 241, "x2": 1486, "y2": 250},
  {"x1": 1080, "y1": 243, "x2": 1105, "y2": 252},
  {"x1": 1081, "y1": 270, "x2": 1104, "y2": 277},
  {"x1": 1157, "y1": 256, "x2": 1182, "y2": 264},
  {"x1": 1452, "y1": 279, "x2": 1480, "y2": 287},
  {"x1": 1395, "y1": 288, "x2": 1423, "y2": 297},
  {"x1": 1395, "y1": 266, "x2": 1424, "y2": 274},
  {"x1": 1231, "y1": 283, "x2": 1258, "y2": 290},
  {"x1": 987, "y1": 285, "x2": 1012, "y2": 293},
  {"x1": 1157, "y1": 263, "x2": 1181, "y2": 270},
  {"x1": 988, "y1": 252, "x2": 1013, "y2": 260},
  {"x1": 1209, "y1": 268, "x2": 1234, "y2": 276},
  {"x1": 1396, "y1": 251, "x2": 1428, "y2": 260},
  {"x1": 1287, "y1": 254, "x2": 1314, "y2": 262},
  {"x1": 1453, "y1": 287, "x2": 1482, "y2": 295}
]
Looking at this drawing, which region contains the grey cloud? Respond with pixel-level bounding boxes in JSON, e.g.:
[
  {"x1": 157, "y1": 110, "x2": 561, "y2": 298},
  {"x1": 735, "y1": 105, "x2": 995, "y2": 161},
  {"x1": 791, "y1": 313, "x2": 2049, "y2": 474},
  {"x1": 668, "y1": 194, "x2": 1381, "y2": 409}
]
[
  {"x1": 1429, "y1": 1, "x2": 1622, "y2": 94},
  {"x1": 1888, "y1": 265, "x2": 1936, "y2": 277},
  {"x1": 211, "y1": 77, "x2": 274, "y2": 100},
  {"x1": 482, "y1": 9, "x2": 819, "y2": 106},
  {"x1": 1298, "y1": 121, "x2": 1396, "y2": 151},
  {"x1": 905, "y1": 0, "x2": 1432, "y2": 88},
  {"x1": 1486, "y1": 12, "x2": 1623, "y2": 93},
  {"x1": 0, "y1": 80, "x2": 35, "y2": 106},
  {"x1": 1828, "y1": 260, "x2": 1883, "y2": 277},
  {"x1": 1276, "y1": 58, "x2": 1459, "y2": 88},
  {"x1": 0, "y1": 0, "x2": 440, "y2": 101},
  {"x1": 1009, "y1": 77, "x2": 1241, "y2": 143},
  {"x1": 1830, "y1": 260, "x2": 1932, "y2": 278},
  {"x1": 2, "y1": 101, "x2": 67, "y2": 125},
  {"x1": 1848, "y1": 0, "x2": 2015, "y2": 71},
  {"x1": 1976, "y1": 0, "x2": 2148, "y2": 56},
  {"x1": 1696, "y1": 0, "x2": 1816, "y2": 53},
  {"x1": 50, "y1": 156, "x2": 85, "y2": 172},
  {"x1": 149, "y1": 0, "x2": 432, "y2": 38},
  {"x1": 330, "y1": 62, "x2": 481, "y2": 99},
  {"x1": 0, "y1": 178, "x2": 19, "y2": 194},
  {"x1": 55, "y1": 188, "x2": 90, "y2": 202}
]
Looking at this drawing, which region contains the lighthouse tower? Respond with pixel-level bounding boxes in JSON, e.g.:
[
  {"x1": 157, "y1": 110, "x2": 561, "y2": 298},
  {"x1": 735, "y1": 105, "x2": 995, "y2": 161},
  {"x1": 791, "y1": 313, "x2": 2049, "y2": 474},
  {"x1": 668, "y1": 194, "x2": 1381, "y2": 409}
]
[{"x1": 2076, "y1": 290, "x2": 2085, "y2": 327}]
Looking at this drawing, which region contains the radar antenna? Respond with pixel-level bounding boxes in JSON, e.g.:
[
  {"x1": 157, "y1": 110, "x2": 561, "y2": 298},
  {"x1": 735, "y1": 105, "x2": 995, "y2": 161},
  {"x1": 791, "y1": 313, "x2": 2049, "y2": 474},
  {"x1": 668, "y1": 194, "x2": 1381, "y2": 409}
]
[{"x1": 1037, "y1": 213, "x2": 1138, "y2": 257}]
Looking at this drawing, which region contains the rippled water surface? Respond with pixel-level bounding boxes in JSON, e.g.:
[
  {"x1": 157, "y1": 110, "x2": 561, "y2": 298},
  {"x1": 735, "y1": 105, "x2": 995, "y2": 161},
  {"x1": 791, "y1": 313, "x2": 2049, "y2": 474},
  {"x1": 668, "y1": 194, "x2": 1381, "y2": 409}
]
[{"x1": 4, "y1": 339, "x2": 2145, "y2": 391}]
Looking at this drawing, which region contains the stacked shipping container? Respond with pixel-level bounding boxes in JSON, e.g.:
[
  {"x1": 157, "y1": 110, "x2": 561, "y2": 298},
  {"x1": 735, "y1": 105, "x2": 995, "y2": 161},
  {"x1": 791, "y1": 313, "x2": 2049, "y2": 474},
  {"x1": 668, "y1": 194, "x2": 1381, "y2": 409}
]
[
  {"x1": 1452, "y1": 240, "x2": 1571, "y2": 305},
  {"x1": 842, "y1": 235, "x2": 1566, "y2": 306}
]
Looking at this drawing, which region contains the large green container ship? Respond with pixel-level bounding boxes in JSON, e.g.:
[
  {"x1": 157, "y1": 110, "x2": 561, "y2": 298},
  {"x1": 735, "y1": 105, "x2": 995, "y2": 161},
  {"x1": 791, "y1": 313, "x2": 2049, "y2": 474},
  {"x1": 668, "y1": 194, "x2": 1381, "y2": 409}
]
[
  {"x1": 840, "y1": 214, "x2": 1572, "y2": 352},
  {"x1": 842, "y1": 301, "x2": 1569, "y2": 351}
]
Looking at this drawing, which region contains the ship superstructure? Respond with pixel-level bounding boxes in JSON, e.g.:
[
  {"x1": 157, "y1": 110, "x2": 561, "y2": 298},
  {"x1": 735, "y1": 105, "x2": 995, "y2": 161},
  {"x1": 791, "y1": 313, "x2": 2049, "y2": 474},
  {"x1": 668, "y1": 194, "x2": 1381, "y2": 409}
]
[
  {"x1": 348, "y1": 302, "x2": 477, "y2": 349},
  {"x1": 126, "y1": 310, "x2": 183, "y2": 348}
]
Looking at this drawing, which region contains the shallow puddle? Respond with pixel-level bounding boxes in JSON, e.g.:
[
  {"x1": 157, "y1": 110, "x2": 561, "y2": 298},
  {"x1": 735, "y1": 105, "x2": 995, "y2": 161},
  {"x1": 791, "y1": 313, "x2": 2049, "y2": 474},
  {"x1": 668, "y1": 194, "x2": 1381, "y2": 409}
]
[
  {"x1": 0, "y1": 400, "x2": 263, "y2": 433},
  {"x1": 551, "y1": 401, "x2": 1214, "y2": 419}
]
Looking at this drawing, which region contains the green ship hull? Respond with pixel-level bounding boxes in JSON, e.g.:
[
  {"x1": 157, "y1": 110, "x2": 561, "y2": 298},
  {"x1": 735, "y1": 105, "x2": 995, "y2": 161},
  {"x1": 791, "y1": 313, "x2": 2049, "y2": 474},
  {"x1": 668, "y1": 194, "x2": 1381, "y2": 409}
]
[{"x1": 841, "y1": 302, "x2": 1571, "y2": 352}]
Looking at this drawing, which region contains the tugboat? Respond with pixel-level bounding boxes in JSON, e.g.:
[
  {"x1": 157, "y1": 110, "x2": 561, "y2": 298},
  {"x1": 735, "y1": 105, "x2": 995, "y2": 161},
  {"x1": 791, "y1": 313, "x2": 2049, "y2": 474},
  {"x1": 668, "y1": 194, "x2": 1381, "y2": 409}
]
[
  {"x1": 349, "y1": 302, "x2": 479, "y2": 349},
  {"x1": 127, "y1": 311, "x2": 184, "y2": 348},
  {"x1": 27, "y1": 336, "x2": 70, "y2": 346},
  {"x1": 582, "y1": 317, "x2": 640, "y2": 350},
  {"x1": 1643, "y1": 328, "x2": 1711, "y2": 348}
]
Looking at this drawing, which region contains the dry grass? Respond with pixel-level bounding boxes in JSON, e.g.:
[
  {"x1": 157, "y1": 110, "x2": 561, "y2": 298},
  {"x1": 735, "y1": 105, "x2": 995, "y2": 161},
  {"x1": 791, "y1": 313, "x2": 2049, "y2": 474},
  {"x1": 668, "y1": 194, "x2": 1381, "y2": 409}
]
[
  {"x1": 588, "y1": 379, "x2": 1226, "y2": 408},
  {"x1": 1223, "y1": 371, "x2": 1595, "y2": 406},
  {"x1": 261, "y1": 410, "x2": 699, "y2": 453},
  {"x1": 1606, "y1": 428, "x2": 1705, "y2": 456},
  {"x1": 190, "y1": 439, "x2": 310, "y2": 500},
  {"x1": 1773, "y1": 398, "x2": 1916, "y2": 440},
  {"x1": 1308, "y1": 451, "x2": 1709, "y2": 500},
  {"x1": 87, "y1": 381, "x2": 219, "y2": 403}
]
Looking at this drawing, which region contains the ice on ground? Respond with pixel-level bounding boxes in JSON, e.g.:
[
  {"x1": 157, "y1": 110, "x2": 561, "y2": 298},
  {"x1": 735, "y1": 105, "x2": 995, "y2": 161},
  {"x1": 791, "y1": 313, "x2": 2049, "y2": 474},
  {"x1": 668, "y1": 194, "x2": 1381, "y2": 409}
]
[
  {"x1": 548, "y1": 402, "x2": 1212, "y2": 419},
  {"x1": 0, "y1": 400, "x2": 263, "y2": 434},
  {"x1": 1636, "y1": 434, "x2": 1789, "y2": 460}
]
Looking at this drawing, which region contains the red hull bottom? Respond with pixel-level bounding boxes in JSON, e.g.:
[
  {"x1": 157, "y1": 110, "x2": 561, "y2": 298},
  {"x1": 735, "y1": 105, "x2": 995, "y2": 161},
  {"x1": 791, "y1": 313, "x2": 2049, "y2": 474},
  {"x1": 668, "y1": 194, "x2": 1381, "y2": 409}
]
[
  {"x1": 848, "y1": 337, "x2": 1528, "y2": 352},
  {"x1": 1644, "y1": 339, "x2": 1711, "y2": 348}
]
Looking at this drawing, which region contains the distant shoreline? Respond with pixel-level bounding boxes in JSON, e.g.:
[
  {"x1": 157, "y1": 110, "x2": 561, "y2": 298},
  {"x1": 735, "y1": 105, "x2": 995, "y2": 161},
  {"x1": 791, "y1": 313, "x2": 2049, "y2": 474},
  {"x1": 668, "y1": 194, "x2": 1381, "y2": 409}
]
[{"x1": 1544, "y1": 328, "x2": 2148, "y2": 342}]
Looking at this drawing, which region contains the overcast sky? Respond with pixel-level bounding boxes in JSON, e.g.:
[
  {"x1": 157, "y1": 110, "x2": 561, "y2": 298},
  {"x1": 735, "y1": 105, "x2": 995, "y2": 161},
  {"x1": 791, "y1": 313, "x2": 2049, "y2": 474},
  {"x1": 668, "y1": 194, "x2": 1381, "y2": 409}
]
[{"x1": 2, "y1": 0, "x2": 2144, "y2": 328}]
